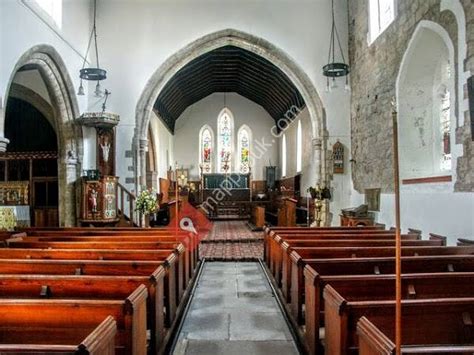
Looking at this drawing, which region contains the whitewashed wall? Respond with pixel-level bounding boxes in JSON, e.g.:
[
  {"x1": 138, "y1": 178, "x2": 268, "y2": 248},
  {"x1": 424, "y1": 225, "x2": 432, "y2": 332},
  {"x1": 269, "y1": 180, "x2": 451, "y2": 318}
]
[
  {"x1": 0, "y1": 0, "x2": 92, "y2": 168},
  {"x1": 149, "y1": 111, "x2": 174, "y2": 183},
  {"x1": 0, "y1": 0, "x2": 91, "y2": 115},
  {"x1": 280, "y1": 107, "x2": 352, "y2": 225},
  {"x1": 174, "y1": 93, "x2": 278, "y2": 181},
  {"x1": 88, "y1": 0, "x2": 351, "y2": 192},
  {"x1": 350, "y1": 186, "x2": 474, "y2": 246}
]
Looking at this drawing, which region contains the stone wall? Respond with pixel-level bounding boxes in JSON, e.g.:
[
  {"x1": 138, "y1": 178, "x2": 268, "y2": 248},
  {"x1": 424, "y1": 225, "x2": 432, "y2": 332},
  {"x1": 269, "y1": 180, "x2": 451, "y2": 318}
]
[{"x1": 348, "y1": 0, "x2": 473, "y2": 192}]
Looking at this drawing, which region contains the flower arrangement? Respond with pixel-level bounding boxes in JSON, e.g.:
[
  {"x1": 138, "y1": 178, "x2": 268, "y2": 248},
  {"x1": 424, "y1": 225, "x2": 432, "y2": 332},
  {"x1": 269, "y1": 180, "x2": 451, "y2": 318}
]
[
  {"x1": 135, "y1": 188, "x2": 158, "y2": 215},
  {"x1": 307, "y1": 185, "x2": 332, "y2": 200}
]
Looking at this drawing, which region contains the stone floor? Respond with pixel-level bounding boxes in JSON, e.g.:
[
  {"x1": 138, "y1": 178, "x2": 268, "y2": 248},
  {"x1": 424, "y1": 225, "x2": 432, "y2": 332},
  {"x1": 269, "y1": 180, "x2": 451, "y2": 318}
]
[
  {"x1": 199, "y1": 221, "x2": 264, "y2": 260},
  {"x1": 173, "y1": 262, "x2": 300, "y2": 355}
]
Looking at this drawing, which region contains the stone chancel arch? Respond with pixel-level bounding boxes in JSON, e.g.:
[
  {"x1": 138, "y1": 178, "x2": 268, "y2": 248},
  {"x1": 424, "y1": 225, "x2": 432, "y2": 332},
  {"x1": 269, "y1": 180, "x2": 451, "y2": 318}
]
[
  {"x1": 134, "y1": 29, "x2": 328, "y2": 192},
  {"x1": 2, "y1": 44, "x2": 83, "y2": 226}
]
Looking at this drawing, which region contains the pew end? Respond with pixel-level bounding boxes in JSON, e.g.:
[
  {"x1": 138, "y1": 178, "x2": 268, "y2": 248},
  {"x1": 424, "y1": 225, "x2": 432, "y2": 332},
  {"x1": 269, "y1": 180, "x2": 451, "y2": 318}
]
[
  {"x1": 458, "y1": 238, "x2": 474, "y2": 246},
  {"x1": 429, "y1": 233, "x2": 448, "y2": 246}
]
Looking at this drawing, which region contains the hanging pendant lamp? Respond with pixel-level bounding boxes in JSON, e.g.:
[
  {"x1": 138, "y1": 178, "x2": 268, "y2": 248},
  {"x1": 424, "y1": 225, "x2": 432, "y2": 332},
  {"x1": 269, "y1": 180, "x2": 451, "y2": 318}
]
[
  {"x1": 323, "y1": 0, "x2": 350, "y2": 92},
  {"x1": 77, "y1": 0, "x2": 107, "y2": 97}
]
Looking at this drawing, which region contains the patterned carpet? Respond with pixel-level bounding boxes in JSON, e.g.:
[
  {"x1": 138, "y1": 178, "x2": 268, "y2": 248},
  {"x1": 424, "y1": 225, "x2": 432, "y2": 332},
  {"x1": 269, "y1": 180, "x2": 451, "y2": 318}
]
[{"x1": 199, "y1": 221, "x2": 263, "y2": 260}]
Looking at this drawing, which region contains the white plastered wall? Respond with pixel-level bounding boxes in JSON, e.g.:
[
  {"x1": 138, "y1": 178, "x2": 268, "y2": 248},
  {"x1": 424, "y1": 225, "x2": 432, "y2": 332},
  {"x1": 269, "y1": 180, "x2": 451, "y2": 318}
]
[
  {"x1": 0, "y1": 0, "x2": 92, "y2": 166},
  {"x1": 280, "y1": 106, "x2": 352, "y2": 226},
  {"x1": 2, "y1": 0, "x2": 350, "y2": 226}
]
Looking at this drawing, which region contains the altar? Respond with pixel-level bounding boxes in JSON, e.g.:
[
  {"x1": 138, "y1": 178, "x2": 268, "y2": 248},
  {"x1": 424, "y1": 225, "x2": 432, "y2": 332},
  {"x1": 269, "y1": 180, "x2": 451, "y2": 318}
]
[
  {"x1": 201, "y1": 173, "x2": 252, "y2": 219},
  {"x1": 0, "y1": 205, "x2": 30, "y2": 230},
  {"x1": 0, "y1": 181, "x2": 30, "y2": 230},
  {"x1": 201, "y1": 173, "x2": 251, "y2": 201}
]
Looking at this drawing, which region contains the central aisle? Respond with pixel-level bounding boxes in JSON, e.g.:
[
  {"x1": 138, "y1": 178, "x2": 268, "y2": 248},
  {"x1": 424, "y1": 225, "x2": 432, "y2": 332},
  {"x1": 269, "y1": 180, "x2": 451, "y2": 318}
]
[{"x1": 173, "y1": 262, "x2": 300, "y2": 355}]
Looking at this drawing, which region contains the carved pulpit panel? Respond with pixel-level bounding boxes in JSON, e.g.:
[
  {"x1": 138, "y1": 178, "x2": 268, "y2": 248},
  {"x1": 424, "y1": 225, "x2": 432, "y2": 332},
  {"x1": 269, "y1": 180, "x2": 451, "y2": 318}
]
[{"x1": 80, "y1": 176, "x2": 118, "y2": 223}]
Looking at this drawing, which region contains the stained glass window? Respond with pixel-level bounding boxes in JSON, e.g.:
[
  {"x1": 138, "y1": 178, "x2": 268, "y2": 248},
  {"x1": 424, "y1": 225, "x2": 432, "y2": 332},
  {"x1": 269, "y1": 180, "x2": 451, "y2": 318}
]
[
  {"x1": 218, "y1": 110, "x2": 233, "y2": 173},
  {"x1": 440, "y1": 88, "x2": 451, "y2": 171},
  {"x1": 200, "y1": 126, "x2": 213, "y2": 173},
  {"x1": 238, "y1": 126, "x2": 251, "y2": 173}
]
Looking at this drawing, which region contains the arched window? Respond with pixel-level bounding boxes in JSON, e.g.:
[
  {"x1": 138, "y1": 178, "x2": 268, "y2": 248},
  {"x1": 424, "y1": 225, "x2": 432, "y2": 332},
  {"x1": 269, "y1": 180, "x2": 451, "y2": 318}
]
[
  {"x1": 217, "y1": 109, "x2": 233, "y2": 173},
  {"x1": 34, "y1": 0, "x2": 62, "y2": 27},
  {"x1": 296, "y1": 120, "x2": 302, "y2": 173},
  {"x1": 282, "y1": 133, "x2": 287, "y2": 177},
  {"x1": 199, "y1": 125, "x2": 214, "y2": 173},
  {"x1": 398, "y1": 24, "x2": 455, "y2": 180},
  {"x1": 369, "y1": 0, "x2": 395, "y2": 44},
  {"x1": 237, "y1": 125, "x2": 251, "y2": 173}
]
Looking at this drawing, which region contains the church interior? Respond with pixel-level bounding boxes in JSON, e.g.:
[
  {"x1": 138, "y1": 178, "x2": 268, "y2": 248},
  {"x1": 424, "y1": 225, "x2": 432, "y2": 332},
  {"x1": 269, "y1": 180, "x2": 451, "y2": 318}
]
[{"x1": 0, "y1": 0, "x2": 473, "y2": 354}]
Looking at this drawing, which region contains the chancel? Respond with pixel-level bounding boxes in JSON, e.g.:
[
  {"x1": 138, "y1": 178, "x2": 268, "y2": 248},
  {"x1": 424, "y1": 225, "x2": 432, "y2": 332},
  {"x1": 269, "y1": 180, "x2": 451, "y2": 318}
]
[{"x1": 0, "y1": 0, "x2": 472, "y2": 354}]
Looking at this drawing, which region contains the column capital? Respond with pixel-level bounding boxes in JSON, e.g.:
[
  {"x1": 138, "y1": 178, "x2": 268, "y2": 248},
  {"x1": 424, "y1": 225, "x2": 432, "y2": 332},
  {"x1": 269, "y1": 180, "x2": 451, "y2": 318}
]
[
  {"x1": 312, "y1": 138, "x2": 322, "y2": 149},
  {"x1": 0, "y1": 137, "x2": 10, "y2": 153},
  {"x1": 139, "y1": 138, "x2": 148, "y2": 151},
  {"x1": 66, "y1": 150, "x2": 78, "y2": 166}
]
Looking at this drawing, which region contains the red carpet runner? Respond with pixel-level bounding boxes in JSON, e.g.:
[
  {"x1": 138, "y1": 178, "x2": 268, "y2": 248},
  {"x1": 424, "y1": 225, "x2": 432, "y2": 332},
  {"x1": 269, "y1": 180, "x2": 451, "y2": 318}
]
[{"x1": 199, "y1": 221, "x2": 263, "y2": 260}]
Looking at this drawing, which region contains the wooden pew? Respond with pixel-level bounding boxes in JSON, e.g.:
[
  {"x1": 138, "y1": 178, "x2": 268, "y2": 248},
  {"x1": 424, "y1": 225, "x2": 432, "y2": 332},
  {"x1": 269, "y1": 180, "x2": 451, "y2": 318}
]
[
  {"x1": 0, "y1": 247, "x2": 175, "y2": 260},
  {"x1": 0, "y1": 272, "x2": 166, "y2": 354},
  {"x1": 0, "y1": 315, "x2": 116, "y2": 355},
  {"x1": 0, "y1": 285, "x2": 148, "y2": 355},
  {"x1": 5, "y1": 237, "x2": 188, "y2": 304},
  {"x1": 0, "y1": 258, "x2": 179, "y2": 331},
  {"x1": 324, "y1": 285, "x2": 474, "y2": 354},
  {"x1": 264, "y1": 226, "x2": 388, "y2": 264},
  {"x1": 277, "y1": 238, "x2": 444, "y2": 304},
  {"x1": 8, "y1": 235, "x2": 192, "y2": 283},
  {"x1": 304, "y1": 271, "x2": 474, "y2": 354},
  {"x1": 265, "y1": 228, "x2": 422, "y2": 273},
  {"x1": 458, "y1": 238, "x2": 474, "y2": 246},
  {"x1": 13, "y1": 229, "x2": 200, "y2": 277},
  {"x1": 298, "y1": 254, "x2": 474, "y2": 327},
  {"x1": 357, "y1": 316, "x2": 474, "y2": 355},
  {"x1": 283, "y1": 245, "x2": 474, "y2": 303},
  {"x1": 270, "y1": 233, "x2": 422, "y2": 284},
  {"x1": 12, "y1": 233, "x2": 198, "y2": 279}
]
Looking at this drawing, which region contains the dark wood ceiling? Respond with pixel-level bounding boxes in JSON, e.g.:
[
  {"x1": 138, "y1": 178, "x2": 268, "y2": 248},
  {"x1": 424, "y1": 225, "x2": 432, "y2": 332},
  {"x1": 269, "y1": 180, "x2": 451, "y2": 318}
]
[{"x1": 154, "y1": 45, "x2": 306, "y2": 132}]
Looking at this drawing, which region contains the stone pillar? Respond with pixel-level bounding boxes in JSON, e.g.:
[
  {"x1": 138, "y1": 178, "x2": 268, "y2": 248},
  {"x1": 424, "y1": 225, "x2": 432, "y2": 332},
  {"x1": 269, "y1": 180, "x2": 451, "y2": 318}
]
[
  {"x1": 64, "y1": 150, "x2": 79, "y2": 226},
  {"x1": 312, "y1": 137, "x2": 323, "y2": 184},
  {"x1": 139, "y1": 138, "x2": 148, "y2": 189}
]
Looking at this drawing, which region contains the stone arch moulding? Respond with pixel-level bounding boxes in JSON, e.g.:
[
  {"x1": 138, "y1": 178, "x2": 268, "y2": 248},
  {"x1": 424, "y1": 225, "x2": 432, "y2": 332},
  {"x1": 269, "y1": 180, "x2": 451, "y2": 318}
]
[
  {"x1": 8, "y1": 83, "x2": 54, "y2": 127},
  {"x1": 395, "y1": 20, "x2": 458, "y2": 188},
  {"x1": 134, "y1": 29, "x2": 328, "y2": 191},
  {"x1": 3, "y1": 44, "x2": 84, "y2": 226}
]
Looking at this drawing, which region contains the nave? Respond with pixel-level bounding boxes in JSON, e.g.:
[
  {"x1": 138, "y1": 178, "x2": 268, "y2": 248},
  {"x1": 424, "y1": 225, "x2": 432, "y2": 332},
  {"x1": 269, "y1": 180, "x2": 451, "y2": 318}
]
[
  {"x1": 0, "y1": 0, "x2": 473, "y2": 354},
  {"x1": 0, "y1": 223, "x2": 473, "y2": 354},
  {"x1": 172, "y1": 262, "x2": 299, "y2": 355}
]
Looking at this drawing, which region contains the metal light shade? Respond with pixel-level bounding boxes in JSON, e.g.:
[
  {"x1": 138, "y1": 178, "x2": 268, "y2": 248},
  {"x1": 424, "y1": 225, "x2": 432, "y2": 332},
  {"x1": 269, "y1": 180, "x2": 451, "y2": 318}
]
[
  {"x1": 323, "y1": 62, "x2": 350, "y2": 77},
  {"x1": 80, "y1": 68, "x2": 107, "y2": 81}
]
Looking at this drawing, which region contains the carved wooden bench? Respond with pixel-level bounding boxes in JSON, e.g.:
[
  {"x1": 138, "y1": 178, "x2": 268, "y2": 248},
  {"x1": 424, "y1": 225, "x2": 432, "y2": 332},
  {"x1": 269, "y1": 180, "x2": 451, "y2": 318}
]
[
  {"x1": 324, "y1": 286, "x2": 474, "y2": 354},
  {"x1": 0, "y1": 315, "x2": 116, "y2": 355},
  {"x1": 0, "y1": 285, "x2": 148, "y2": 355}
]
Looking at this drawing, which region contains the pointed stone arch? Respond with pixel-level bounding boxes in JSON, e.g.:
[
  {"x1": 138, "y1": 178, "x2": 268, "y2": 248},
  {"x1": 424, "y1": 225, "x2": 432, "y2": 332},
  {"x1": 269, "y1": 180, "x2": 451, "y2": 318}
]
[
  {"x1": 3, "y1": 44, "x2": 83, "y2": 226},
  {"x1": 134, "y1": 29, "x2": 327, "y2": 190}
]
